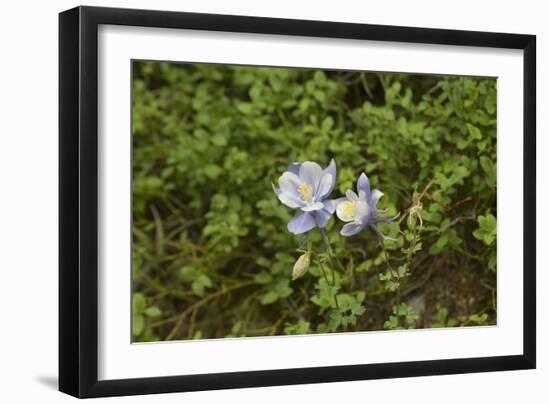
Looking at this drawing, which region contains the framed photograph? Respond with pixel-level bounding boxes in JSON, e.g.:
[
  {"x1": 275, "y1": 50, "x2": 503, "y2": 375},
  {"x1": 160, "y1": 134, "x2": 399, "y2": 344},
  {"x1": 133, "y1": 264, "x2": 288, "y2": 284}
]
[{"x1": 59, "y1": 6, "x2": 536, "y2": 398}]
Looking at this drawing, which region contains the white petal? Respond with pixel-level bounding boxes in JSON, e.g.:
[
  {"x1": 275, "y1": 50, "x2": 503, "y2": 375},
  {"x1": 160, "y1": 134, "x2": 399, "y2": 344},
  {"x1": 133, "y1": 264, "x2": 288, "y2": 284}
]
[
  {"x1": 345, "y1": 189, "x2": 359, "y2": 201},
  {"x1": 354, "y1": 199, "x2": 370, "y2": 220},
  {"x1": 278, "y1": 172, "x2": 301, "y2": 194},
  {"x1": 278, "y1": 192, "x2": 303, "y2": 209},
  {"x1": 370, "y1": 189, "x2": 384, "y2": 207},
  {"x1": 314, "y1": 173, "x2": 333, "y2": 201},
  {"x1": 301, "y1": 201, "x2": 324, "y2": 212},
  {"x1": 299, "y1": 162, "x2": 323, "y2": 189}
]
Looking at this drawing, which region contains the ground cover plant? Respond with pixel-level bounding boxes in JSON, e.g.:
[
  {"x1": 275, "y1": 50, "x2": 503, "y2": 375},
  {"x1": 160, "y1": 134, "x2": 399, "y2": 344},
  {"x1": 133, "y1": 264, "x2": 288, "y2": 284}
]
[{"x1": 131, "y1": 61, "x2": 497, "y2": 342}]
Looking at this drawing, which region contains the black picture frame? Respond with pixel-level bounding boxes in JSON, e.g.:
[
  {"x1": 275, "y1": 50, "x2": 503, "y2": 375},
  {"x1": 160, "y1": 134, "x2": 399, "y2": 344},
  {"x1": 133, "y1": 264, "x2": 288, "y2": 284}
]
[{"x1": 59, "y1": 5, "x2": 536, "y2": 398}]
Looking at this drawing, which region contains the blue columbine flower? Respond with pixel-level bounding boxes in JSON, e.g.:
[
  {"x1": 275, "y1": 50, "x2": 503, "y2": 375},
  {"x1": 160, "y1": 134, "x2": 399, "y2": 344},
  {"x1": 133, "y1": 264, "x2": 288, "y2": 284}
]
[
  {"x1": 335, "y1": 172, "x2": 394, "y2": 238},
  {"x1": 273, "y1": 159, "x2": 338, "y2": 234}
]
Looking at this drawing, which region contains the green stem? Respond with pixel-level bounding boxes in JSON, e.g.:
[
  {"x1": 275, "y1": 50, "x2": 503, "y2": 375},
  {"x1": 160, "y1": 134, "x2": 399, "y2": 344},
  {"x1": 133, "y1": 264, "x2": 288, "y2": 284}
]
[
  {"x1": 320, "y1": 228, "x2": 333, "y2": 255},
  {"x1": 319, "y1": 228, "x2": 339, "y2": 310},
  {"x1": 319, "y1": 261, "x2": 339, "y2": 310},
  {"x1": 406, "y1": 220, "x2": 418, "y2": 263},
  {"x1": 452, "y1": 245, "x2": 483, "y2": 261},
  {"x1": 321, "y1": 228, "x2": 346, "y2": 272},
  {"x1": 376, "y1": 231, "x2": 400, "y2": 305},
  {"x1": 377, "y1": 236, "x2": 392, "y2": 273}
]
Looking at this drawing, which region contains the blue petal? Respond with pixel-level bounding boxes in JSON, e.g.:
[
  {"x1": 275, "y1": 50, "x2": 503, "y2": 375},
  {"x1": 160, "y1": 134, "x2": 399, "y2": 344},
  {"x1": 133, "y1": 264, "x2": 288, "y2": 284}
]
[
  {"x1": 313, "y1": 209, "x2": 332, "y2": 228},
  {"x1": 288, "y1": 212, "x2": 316, "y2": 234},
  {"x1": 370, "y1": 216, "x2": 393, "y2": 223},
  {"x1": 313, "y1": 172, "x2": 333, "y2": 201},
  {"x1": 287, "y1": 162, "x2": 301, "y2": 176},
  {"x1": 323, "y1": 198, "x2": 344, "y2": 214},
  {"x1": 372, "y1": 214, "x2": 394, "y2": 223},
  {"x1": 323, "y1": 159, "x2": 337, "y2": 195},
  {"x1": 340, "y1": 222, "x2": 366, "y2": 237},
  {"x1": 357, "y1": 173, "x2": 371, "y2": 200},
  {"x1": 299, "y1": 162, "x2": 323, "y2": 191}
]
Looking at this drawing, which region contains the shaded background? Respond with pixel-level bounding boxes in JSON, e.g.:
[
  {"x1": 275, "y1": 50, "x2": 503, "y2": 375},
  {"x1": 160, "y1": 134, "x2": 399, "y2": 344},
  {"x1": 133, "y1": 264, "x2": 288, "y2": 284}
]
[{"x1": 131, "y1": 61, "x2": 497, "y2": 342}]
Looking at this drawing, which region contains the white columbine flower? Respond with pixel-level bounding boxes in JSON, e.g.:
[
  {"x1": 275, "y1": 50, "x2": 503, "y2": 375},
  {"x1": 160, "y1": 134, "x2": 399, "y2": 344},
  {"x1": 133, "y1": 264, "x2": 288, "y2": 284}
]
[
  {"x1": 336, "y1": 172, "x2": 395, "y2": 238},
  {"x1": 273, "y1": 159, "x2": 339, "y2": 234}
]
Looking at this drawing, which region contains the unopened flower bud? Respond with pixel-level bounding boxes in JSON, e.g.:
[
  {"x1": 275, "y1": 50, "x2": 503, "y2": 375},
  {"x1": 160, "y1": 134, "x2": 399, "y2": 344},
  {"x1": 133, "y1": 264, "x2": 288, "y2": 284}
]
[{"x1": 292, "y1": 251, "x2": 311, "y2": 280}]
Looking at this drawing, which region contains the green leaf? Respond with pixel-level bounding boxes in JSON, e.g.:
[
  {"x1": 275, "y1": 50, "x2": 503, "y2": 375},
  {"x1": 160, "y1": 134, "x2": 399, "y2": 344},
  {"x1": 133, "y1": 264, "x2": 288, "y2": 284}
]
[
  {"x1": 484, "y1": 93, "x2": 496, "y2": 114},
  {"x1": 437, "y1": 307, "x2": 448, "y2": 324},
  {"x1": 256, "y1": 257, "x2": 271, "y2": 268},
  {"x1": 468, "y1": 313, "x2": 489, "y2": 325},
  {"x1": 192, "y1": 282, "x2": 205, "y2": 297},
  {"x1": 466, "y1": 123, "x2": 482, "y2": 140},
  {"x1": 429, "y1": 233, "x2": 448, "y2": 255},
  {"x1": 237, "y1": 102, "x2": 253, "y2": 114},
  {"x1": 260, "y1": 291, "x2": 278, "y2": 305},
  {"x1": 355, "y1": 260, "x2": 372, "y2": 273},
  {"x1": 384, "y1": 315, "x2": 399, "y2": 330},
  {"x1": 179, "y1": 266, "x2": 197, "y2": 283},
  {"x1": 488, "y1": 251, "x2": 497, "y2": 270},
  {"x1": 397, "y1": 264, "x2": 409, "y2": 278},
  {"x1": 321, "y1": 116, "x2": 334, "y2": 132},
  {"x1": 313, "y1": 90, "x2": 326, "y2": 102},
  {"x1": 254, "y1": 272, "x2": 273, "y2": 284},
  {"x1": 132, "y1": 314, "x2": 144, "y2": 336},
  {"x1": 133, "y1": 293, "x2": 146, "y2": 314},
  {"x1": 231, "y1": 321, "x2": 242, "y2": 335},
  {"x1": 211, "y1": 134, "x2": 227, "y2": 146},
  {"x1": 473, "y1": 214, "x2": 496, "y2": 246},
  {"x1": 328, "y1": 310, "x2": 342, "y2": 331},
  {"x1": 197, "y1": 274, "x2": 212, "y2": 287},
  {"x1": 204, "y1": 165, "x2": 222, "y2": 179},
  {"x1": 274, "y1": 280, "x2": 293, "y2": 298},
  {"x1": 284, "y1": 320, "x2": 310, "y2": 335},
  {"x1": 189, "y1": 272, "x2": 212, "y2": 297},
  {"x1": 144, "y1": 306, "x2": 162, "y2": 318},
  {"x1": 385, "y1": 280, "x2": 400, "y2": 292}
]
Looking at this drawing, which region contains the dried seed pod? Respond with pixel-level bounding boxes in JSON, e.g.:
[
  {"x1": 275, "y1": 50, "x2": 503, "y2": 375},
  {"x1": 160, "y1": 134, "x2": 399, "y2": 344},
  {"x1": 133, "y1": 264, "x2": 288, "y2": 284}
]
[{"x1": 292, "y1": 251, "x2": 311, "y2": 280}]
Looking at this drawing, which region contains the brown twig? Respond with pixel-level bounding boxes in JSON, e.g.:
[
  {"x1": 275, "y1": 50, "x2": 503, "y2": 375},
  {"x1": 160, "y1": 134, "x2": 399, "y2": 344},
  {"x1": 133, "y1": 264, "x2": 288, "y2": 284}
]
[
  {"x1": 398, "y1": 178, "x2": 436, "y2": 225},
  {"x1": 164, "y1": 281, "x2": 254, "y2": 341},
  {"x1": 360, "y1": 73, "x2": 374, "y2": 99},
  {"x1": 186, "y1": 306, "x2": 199, "y2": 339},
  {"x1": 150, "y1": 204, "x2": 165, "y2": 256}
]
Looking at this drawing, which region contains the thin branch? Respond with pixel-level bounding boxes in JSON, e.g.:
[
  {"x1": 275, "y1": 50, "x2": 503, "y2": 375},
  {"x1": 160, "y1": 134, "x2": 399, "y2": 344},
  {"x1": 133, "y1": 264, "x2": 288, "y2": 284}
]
[
  {"x1": 163, "y1": 281, "x2": 254, "y2": 341},
  {"x1": 360, "y1": 73, "x2": 374, "y2": 99}
]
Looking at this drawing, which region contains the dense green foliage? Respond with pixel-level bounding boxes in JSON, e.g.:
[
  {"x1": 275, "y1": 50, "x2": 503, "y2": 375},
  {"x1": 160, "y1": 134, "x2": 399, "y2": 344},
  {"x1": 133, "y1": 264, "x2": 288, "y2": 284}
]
[{"x1": 132, "y1": 61, "x2": 496, "y2": 342}]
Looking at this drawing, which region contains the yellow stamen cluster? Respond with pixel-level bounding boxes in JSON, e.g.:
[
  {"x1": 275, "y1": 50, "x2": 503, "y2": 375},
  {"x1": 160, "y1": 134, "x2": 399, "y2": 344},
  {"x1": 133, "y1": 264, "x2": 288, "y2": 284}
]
[
  {"x1": 298, "y1": 183, "x2": 313, "y2": 203},
  {"x1": 340, "y1": 200, "x2": 357, "y2": 219}
]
